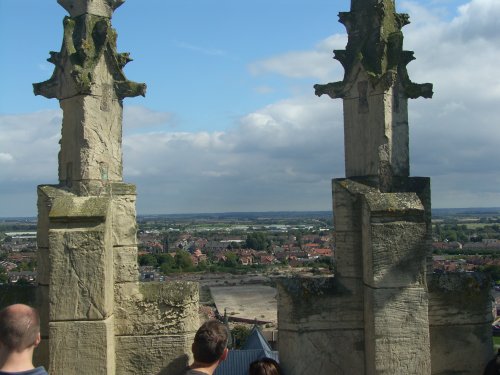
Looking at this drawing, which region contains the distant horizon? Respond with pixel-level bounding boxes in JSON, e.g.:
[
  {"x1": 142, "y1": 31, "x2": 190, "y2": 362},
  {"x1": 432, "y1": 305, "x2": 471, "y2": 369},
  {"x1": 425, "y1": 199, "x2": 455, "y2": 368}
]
[{"x1": 1, "y1": 206, "x2": 499, "y2": 221}]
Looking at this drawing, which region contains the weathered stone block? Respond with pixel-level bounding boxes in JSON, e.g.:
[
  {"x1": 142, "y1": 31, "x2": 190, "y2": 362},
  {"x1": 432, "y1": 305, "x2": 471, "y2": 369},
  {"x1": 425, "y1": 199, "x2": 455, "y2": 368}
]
[
  {"x1": 59, "y1": 94, "x2": 123, "y2": 185},
  {"x1": 37, "y1": 185, "x2": 70, "y2": 249},
  {"x1": 341, "y1": 69, "x2": 410, "y2": 179},
  {"x1": 58, "y1": 0, "x2": 124, "y2": 19},
  {"x1": 428, "y1": 273, "x2": 493, "y2": 325},
  {"x1": 111, "y1": 193, "x2": 137, "y2": 247},
  {"x1": 37, "y1": 187, "x2": 51, "y2": 249},
  {"x1": 333, "y1": 178, "x2": 375, "y2": 232},
  {"x1": 334, "y1": 230, "x2": 363, "y2": 278},
  {"x1": 115, "y1": 334, "x2": 193, "y2": 375},
  {"x1": 49, "y1": 318, "x2": 115, "y2": 375},
  {"x1": 36, "y1": 247, "x2": 50, "y2": 286},
  {"x1": 363, "y1": 221, "x2": 427, "y2": 288},
  {"x1": 276, "y1": 276, "x2": 366, "y2": 375},
  {"x1": 428, "y1": 273, "x2": 493, "y2": 374},
  {"x1": 333, "y1": 185, "x2": 361, "y2": 232},
  {"x1": 49, "y1": 225, "x2": 113, "y2": 320},
  {"x1": 49, "y1": 195, "x2": 109, "y2": 220},
  {"x1": 114, "y1": 246, "x2": 139, "y2": 283},
  {"x1": 279, "y1": 329, "x2": 365, "y2": 375},
  {"x1": 364, "y1": 286, "x2": 431, "y2": 375},
  {"x1": 114, "y1": 282, "x2": 199, "y2": 336},
  {"x1": 333, "y1": 179, "x2": 376, "y2": 279},
  {"x1": 430, "y1": 324, "x2": 492, "y2": 375},
  {"x1": 361, "y1": 192, "x2": 427, "y2": 288},
  {"x1": 276, "y1": 276, "x2": 364, "y2": 331}
]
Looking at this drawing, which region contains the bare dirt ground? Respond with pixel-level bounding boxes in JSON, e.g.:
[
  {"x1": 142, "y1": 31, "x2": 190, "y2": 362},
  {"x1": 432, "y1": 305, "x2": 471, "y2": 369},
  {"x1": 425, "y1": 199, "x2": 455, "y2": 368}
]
[{"x1": 210, "y1": 284, "x2": 278, "y2": 324}]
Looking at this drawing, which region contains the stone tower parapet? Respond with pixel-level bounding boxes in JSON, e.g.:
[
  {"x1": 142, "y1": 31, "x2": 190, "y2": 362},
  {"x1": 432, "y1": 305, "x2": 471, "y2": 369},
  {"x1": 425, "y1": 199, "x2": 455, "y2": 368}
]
[
  {"x1": 32, "y1": 1, "x2": 199, "y2": 374},
  {"x1": 277, "y1": 1, "x2": 493, "y2": 374}
]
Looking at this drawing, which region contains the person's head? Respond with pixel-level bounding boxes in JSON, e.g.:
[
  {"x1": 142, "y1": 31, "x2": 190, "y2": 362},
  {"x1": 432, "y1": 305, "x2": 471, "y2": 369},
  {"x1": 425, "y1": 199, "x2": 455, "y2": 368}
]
[
  {"x1": 249, "y1": 358, "x2": 282, "y2": 375},
  {"x1": 0, "y1": 304, "x2": 41, "y2": 352},
  {"x1": 192, "y1": 320, "x2": 229, "y2": 365}
]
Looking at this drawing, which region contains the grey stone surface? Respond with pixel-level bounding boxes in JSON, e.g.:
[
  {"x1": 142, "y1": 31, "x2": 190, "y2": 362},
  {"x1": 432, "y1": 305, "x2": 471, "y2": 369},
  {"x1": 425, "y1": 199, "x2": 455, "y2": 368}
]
[
  {"x1": 364, "y1": 287, "x2": 431, "y2": 375},
  {"x1": 36, "y1": 285, "x2": 50, "y2": 337},
  {"x1": 333, "y1": 179, "x2": 373, "y2": 278},
  {"x1": 362, "y1": 221, "x2": 427, "y2": 288},
  {"x1": 48, "y1": 194, "x2": 110, "y2": 220},
  {"x1": 114, "y1": 282, "x2": 199, "y2": 336},
  {"x1": 276, "y1": 276, "x2": 364, "y2": 330},
  {"x1": 341, "y1": 73, "x2": 411, "y2": 179},
  {"x1": 49, "y1": 318, "x2": 115, "y2": 375},
  {"x1": 114, "y1": 246, "x2": 139, "y2": 283},
  {"x1": 430, "y1": 324, "x2": 492, "y2": 375},
  {"x1": 428, "y1": 273, "x2": 493, "y2": 325},
  {"x1": 33, "y1": 1, "x2": 197, "y2": 374},
  {"x1": 37, "y1": 185, "x2": 69, "y2": 249},
  {"x1": 59, "y1": 94, "x2": 123, "y2": 190},
  {"x1": 111, "y1": 193, "x2": 138, "y2": 247},
  {"x1": 48, "y1": 224, "x2": 114, "y2": 321},
  {"x1": 279, "y1": 329, "x2": 365, "y2": 375},
  {"x1": 58, "y1": 0, "x2": 125, "y2": 19},
  {"x1": 428, "y1": 273, "x2": 493, "y2": 374},
  {"x1": 36, "y1": 247, "x2": 50, "y2": 286},
  {"x1": 276, "y1": 277, "x2": 365, "y2": 375},
  {"x1": 115, "y1": 334, "x2": 193, "y2": 375}
]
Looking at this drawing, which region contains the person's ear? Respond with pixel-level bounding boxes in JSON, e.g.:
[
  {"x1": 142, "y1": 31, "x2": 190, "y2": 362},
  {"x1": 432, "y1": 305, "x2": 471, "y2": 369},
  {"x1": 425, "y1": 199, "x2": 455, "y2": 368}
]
[
  {"x1": 220, "y1": 347, "x2": 229, "y2": 362},
  {"x1": 34, "y1": 332, "x2": 41, "y2": 347}
]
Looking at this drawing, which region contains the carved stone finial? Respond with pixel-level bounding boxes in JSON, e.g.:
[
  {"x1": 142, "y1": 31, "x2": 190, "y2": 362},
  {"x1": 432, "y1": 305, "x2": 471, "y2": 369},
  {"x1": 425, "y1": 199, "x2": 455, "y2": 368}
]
[
  {"x1": 58, "y1": 0, "x2": 125, "y2": 18},
  {"x1": 315, "y1": 0, "x2": 434, "y2": 184},
  {"x1": 33, "y1": 0, "x2": 145, "y2": 191},
  {"x1": 315, "y1": 0, "x2": 433, "y2": 100},
  {"x1": 33, "y1": 11, "x2": 146, "y2": 100}
]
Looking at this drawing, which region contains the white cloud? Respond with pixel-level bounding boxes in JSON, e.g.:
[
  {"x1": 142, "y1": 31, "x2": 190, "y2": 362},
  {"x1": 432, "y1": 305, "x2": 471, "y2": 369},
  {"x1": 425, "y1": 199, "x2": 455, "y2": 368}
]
[
  {"x1": 0, "y1": 153, "x2": 14, "y2": 163},
  {"x1": 1, "y1": 0, "x2": 499, "y2": 216},
  {"x1": 249, "y1": 34, "x2": 347, "y2": 81},
  {"x1": 0, "y1": 111, "x2": 61, "y2": 216},
  {"x1": 123, "y1": 106, "x2": 175, "y2": 131}
]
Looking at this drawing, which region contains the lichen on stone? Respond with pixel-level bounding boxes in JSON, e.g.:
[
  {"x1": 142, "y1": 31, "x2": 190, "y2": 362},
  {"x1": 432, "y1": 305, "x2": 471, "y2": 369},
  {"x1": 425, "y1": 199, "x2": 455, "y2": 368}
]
[
  {"x1": 33, "y1": 12, "x2": 146, "y2": 100},
  {"x1": 315, "y1": 0, "x2": 433, "y2": 100}
]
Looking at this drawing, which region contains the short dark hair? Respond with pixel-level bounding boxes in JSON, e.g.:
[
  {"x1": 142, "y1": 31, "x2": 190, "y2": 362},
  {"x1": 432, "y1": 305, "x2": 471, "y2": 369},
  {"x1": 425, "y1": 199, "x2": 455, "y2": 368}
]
[
  {"x1": 0, "y1": 304, "x2": 40, "y2": 351},
  {"x1": 192, "y1": 320, "x2": 228, "y2": 364},
  {"x1": 249, "y1": 358, "x2": 282, "y2": 375}
]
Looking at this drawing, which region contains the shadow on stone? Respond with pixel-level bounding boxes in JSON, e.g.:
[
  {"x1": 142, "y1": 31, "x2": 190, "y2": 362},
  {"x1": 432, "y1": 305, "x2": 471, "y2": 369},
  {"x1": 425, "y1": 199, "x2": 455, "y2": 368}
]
[{"x1": 156, "y1": 354, "x2": 189, "y2": 375}]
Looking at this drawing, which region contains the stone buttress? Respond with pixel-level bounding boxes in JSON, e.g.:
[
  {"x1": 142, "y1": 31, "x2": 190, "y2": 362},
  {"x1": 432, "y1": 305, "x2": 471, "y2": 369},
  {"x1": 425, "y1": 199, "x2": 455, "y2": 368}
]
[
  {"x1": 277, "y1": 1, "x2": 492, "y2": 374},
  {"x1": 33, "y1": 1, "x2": 199, "y2": 374}
]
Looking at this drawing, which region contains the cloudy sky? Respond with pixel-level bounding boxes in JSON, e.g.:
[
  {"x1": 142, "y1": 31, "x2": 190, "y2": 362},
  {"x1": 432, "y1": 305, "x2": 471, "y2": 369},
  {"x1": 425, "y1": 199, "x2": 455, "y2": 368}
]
[{"x1": 0, "y1": 0, "x2": 499, "y2": 217}]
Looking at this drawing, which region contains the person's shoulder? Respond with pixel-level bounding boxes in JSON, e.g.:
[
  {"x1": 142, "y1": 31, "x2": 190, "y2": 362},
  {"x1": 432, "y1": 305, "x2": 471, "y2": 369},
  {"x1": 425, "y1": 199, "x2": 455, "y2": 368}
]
[
  {"x1": 31, "y1": 367, "x2": 48, "y2": 375},
  {"x1": 183, "y1": 369, "x2": 207, "y2": 375},
  {"x1": 0, "y1": 368, "x2": 48, "y2": 375}
]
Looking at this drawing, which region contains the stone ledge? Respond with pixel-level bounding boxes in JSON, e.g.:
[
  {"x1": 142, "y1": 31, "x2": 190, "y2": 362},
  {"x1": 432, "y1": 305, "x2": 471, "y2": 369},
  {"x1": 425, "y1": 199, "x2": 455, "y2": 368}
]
[
  {"x1": 49, "y1": 196, "x2": 110, "y2": 221},
  {"x1": 114, "y1": 281, "x2": 199, "y2": 336}
]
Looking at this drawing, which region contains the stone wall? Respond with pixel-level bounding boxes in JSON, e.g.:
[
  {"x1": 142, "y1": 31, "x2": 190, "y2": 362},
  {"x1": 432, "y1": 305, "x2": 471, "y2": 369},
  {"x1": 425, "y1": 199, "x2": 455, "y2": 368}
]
[
  {"x1": 34, "y1": 183, "x2": 199, "y2": 374},
  {"x1": 276, "y1": 276, "x2": 365, "y2": 375},
  {"x1": 429, "y1": 273, "x2": 493, "y2": 374}
]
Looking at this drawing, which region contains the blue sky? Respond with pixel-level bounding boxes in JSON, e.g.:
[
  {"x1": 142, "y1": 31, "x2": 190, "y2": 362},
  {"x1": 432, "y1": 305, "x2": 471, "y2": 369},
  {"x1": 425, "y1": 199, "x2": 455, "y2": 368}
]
[{"x1": 1, "y1": 0, "x2": 499, "y2": 216}]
